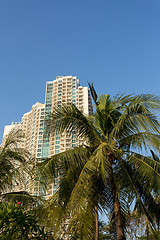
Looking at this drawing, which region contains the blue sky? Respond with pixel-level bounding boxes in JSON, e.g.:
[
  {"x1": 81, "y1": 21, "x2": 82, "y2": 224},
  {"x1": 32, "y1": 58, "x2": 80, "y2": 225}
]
[{"x1": 0, "y1": 0, "x2": 160, "y2": 142}]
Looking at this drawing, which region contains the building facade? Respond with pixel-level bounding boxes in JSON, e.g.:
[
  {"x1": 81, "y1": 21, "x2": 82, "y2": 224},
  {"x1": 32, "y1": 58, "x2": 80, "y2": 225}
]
[
  {"x1": 42, "y1": 76, "x2": 93, "y2": 197},
  {"x1": 20, "y1": 102, "x2": 45, "y2": 159},
  {"x1": 42, "y1": 76, "x2": 93, "y2": 159}
]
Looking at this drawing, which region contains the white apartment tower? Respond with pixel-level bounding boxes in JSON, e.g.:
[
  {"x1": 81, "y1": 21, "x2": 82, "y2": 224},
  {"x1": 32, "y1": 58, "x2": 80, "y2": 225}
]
[
  {"x1": 41, "y1": 76, "x2": 93, "y2": 160},
  {"x1": 41, "y1": 76, "x2": 93, "y2": 197}
]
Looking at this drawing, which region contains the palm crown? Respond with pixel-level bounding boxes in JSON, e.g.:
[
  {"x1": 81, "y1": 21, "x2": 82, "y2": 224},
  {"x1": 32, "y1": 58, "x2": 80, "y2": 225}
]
[{"x1": 39, "y1": 85, "x2": 160, "y2": 240}]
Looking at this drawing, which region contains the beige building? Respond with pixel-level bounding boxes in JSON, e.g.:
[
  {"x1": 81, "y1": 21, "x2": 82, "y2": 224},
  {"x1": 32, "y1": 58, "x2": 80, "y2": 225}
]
[
  {"x1": 20, "y1": 102, "x2": 45, "y2": 159},
  {"x1": 19, "y1": 102, "x2": 45, "y2": 195},
  {"x1": 3, "y1": 122, "x2": 21, "y2": 139}
]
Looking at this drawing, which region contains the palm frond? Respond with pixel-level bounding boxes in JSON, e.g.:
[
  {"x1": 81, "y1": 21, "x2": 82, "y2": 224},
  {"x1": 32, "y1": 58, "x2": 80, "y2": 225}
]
[
  {"x1": 109, "y1": 94, "x2": 160, "y2": 142},
  {"x1": 127, "y1": 153, "x2": 160, "y2": 189},
  {"x1": 119, "y1": 132, "x2": 160, "y2": 151},
  {"x1": 50, "y1": 103, "x2": 101, "y2": 147},
  {"x1": 0, "y1": 129, "x2": 30, "y2": 193},
  {"x1": 88, "y1": 82, "x2": 99, "y2": 106},
  {"x1": 117, "y1": 157, "x2": 159, "y2": 233}
]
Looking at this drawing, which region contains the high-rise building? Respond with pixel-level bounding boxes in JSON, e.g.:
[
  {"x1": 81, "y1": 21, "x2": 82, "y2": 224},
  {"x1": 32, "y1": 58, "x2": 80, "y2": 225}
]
[
  {"x1": 42, "y1": 76, "x2": 93, "y2": 160},
  {"x1": 2, "y1": 76, "x2": 93, "y2": 197},
  {"x1": 42, "y1": 76, "x2": 93, "y2": 197}
]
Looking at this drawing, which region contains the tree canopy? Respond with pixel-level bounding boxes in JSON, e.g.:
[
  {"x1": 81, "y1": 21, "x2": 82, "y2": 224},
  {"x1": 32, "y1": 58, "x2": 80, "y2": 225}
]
[{"x1": 39, "y1": 87, "x2": 160, "y2": 240}]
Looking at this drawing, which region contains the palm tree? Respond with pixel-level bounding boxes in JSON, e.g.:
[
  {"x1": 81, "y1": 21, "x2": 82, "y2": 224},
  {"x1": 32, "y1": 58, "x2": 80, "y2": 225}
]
[
  {"x1": 0, "y1": 129, "x2": 29, "y2": 194},
  {"x1": 39, "y1": 86, "x2": 160, "y2": 240}
]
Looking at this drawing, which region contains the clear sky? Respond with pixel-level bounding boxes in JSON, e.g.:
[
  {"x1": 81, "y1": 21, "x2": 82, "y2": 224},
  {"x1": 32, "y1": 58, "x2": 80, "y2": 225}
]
[{"x1": 0, "y1": 0, "x2": 160, "y2": 142}]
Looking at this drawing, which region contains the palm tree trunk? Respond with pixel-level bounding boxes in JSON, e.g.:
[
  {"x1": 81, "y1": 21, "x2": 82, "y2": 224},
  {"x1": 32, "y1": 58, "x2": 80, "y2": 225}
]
[
  {"x1": 95, "y1": 206, "x2": 99, "y2": 240},
  {"x1": 114, "y1": 193, "x2": 126, "y2": 240},
  {"x1": 110, "y1": 169, "x2": 126, "y2": 240}
]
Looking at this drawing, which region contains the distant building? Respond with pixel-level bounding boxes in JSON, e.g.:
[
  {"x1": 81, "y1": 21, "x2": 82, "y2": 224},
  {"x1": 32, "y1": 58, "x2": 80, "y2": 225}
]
[{"x1": 3, "y1": 122, "x2": 21, "y2": 140}]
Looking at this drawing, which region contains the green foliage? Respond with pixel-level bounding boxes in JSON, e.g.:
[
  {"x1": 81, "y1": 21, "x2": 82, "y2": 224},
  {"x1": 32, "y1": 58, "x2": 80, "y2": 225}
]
[
  {"x1": 138, "y1": 231, "x2": 160, "y2": 240},
  {"x1": 125, "y1": 211, "x2": 160, "y2": 240},
  {"x1": 0, "y1": 130, "x2": 30, "y2": 193},
  {"x1": 38, "y1": 87, "x2": 160, "y2": 239},
  {"x1": 0, "y1": 202, "x2": 54, "y2": 240},
  {"x1": 99, "y1": 220, "x2": 115, "y2": 240}
]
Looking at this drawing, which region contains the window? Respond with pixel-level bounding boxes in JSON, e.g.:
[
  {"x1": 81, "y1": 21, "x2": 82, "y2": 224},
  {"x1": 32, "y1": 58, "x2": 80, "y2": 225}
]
[{"x1": 46, "y1": 102, "x2": 51, "y2": 106}]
